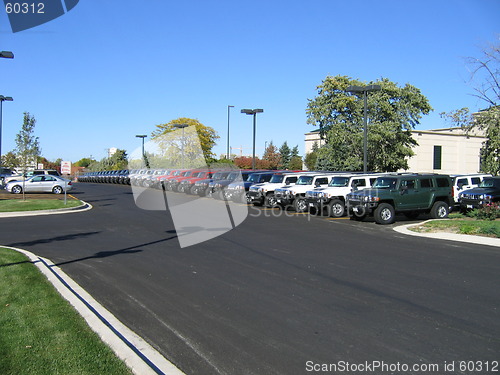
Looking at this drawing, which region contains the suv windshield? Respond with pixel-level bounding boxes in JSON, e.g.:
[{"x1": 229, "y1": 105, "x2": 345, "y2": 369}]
[
  {"x1": 270, "y1": 174, "x2": 285, "y2": 183},
  {"x1": 296, "y1": 176, "x2": 314, "y2": 185},
  {"x1": 329, "y1": 176, "x2": 349, "y2": 187},
  {"x1": 248, "y1": 174, "x2": 263, "y2": 183},
  {"x1": 479, "y1": 178, "x2": 497, "y2": 188},
  {"x1": 227, "y1": 172, "x2": 240, "y2": 180},
  {"x1": 373, "y1": 177, "x2": 397, "y2": 189}
]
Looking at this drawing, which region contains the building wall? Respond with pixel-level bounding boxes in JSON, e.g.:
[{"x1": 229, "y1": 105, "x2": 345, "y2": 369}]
[
  {"x1": 304, "y1": 131, "x2": 326, "y2": 155},
  {"x1": 304, "y1": 128, "x2": 487, "y2": 174}
]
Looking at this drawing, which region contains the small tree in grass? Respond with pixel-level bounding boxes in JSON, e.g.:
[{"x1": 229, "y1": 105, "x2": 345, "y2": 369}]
[{"x1": 15, "y1": 112, "x2": 41, "y2": 200}]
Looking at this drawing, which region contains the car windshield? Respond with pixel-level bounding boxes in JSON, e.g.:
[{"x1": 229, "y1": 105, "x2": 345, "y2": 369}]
[
  {"x1": 479, "y1": 178, "x2": 498, "y2": 188},
  {"x1": 269, "y1": 175, "x2": 284, "y2": 183},
  {"x1": 248, "y1": 174, "x2": 262, "y2": 183},
  {"x1": 296, "y1": 176, "x2": 314, "y2": 185},
  {"x1": 372, "y1": 177, "x2": 397, "y2": 189},
  {"x1": 328, "y1": 177, "x2": 349, "y2": 187},
  {"x1": 228, "y1": 172, "x2": 240, "y2": 180}
]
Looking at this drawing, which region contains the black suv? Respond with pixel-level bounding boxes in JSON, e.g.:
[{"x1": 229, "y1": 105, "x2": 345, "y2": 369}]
[
  {"x1": 459, "y1": 177, "x2": 500, "y2": 211},
  {"x1": 346, "y1": 173, "x2": 453, "y2": 224}
]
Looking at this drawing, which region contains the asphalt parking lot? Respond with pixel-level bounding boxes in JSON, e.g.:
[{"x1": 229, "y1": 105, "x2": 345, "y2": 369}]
[{"x1": 1, "y1": 182, "x2": 499, "y2": 375}]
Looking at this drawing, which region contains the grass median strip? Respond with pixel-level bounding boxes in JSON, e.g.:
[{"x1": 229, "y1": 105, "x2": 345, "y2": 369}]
[
  {"x1": 0, "y1": 247, "x2": 133, "y2": 375},
  {"x1": 0, "y1": 199, "x2": 82, "y2": 212},
  {"x1": 409, "y1": 219, "x2": 500, "y2": 238}
]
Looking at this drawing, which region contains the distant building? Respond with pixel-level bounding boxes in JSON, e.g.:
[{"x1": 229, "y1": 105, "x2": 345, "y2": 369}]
[
  {"x1": 108, "y1": 147, "x2": 118, "y2": 158},
  {"x1": 304, "y1": 127, "x2": 487, "y2": 175}
]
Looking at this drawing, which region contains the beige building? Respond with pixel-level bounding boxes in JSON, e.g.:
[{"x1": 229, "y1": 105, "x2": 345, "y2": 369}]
[{"x1": 304, "y1": 127, "x2": 487, "y2": 174}]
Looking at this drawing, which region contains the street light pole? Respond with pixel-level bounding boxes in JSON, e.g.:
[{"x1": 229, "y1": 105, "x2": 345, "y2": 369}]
[
  {"x1": 241, "y1": 109, "x2": 264, "y2": 170},
  {"x1": 227, "y1": 105, "x2": 234, "y2": 159},
  {"x1": 135, "y1": 134, "x2": 147, "y2": 167},
  {"x1": 0, "y1": 95, "x2": 14, "y2": 170},
  {"x1": 0, "y1": 51, "x2": 14, "y2": 171},
  {"x1": 345, "y1": 84, "x2": 381, "y2": 173}
]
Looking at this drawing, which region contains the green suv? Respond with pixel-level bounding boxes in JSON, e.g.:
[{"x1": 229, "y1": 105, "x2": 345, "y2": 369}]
[{"x1": 346, "y1": 174, "x2": 453, "y2": 224}]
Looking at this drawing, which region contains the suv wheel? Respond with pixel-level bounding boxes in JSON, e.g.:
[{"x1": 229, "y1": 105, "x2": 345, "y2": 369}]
[
  {"x1": 328, "y1": 199, "x2": 345, "y2": 217},
  {"x1": 294, "y1": 198, "x2": 307, "y2": 212},
  {"x1": 431, "y1": 201, "x2": 449, "y2": 219},
  {"x1": 374, "y1": 203, "x2": 395, "y2": 225},
  {"x1": 264, "y1": 194, "x2": 277, "y2": 207}
]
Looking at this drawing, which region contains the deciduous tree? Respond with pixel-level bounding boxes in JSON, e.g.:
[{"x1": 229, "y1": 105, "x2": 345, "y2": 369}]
[
  {"x1": 151, "y1": 117, "x2": 219, "y2": 162},
  {"x1": 306, "y1": 75, "x2": 432, "y2": 172}
]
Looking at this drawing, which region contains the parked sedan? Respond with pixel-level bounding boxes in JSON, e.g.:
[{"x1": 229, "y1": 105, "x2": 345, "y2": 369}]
[{"x1": 5, "y1": 175, "x2": 73, "y2": 194}]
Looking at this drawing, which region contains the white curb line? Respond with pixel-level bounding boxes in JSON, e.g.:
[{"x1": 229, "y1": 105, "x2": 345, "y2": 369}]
[
  {"x1": 3, "y1": 246, "x2": 185, "y2": 375},
  {"x1": 0, "y1": 200, "x2": 93, "y2": 218},
  {"x1": 394, "y1": 220, "x2": 500, "y2": 247}
]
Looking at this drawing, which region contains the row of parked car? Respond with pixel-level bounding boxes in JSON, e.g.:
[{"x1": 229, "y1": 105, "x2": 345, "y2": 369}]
[{"x1": 78, "y1": 168, "x2": 499, "y2": 224}]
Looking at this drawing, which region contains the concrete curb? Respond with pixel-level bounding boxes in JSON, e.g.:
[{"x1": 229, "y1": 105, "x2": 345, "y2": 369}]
[
  {"x1": 393, "y1": 220, "x2": 500, "y2": 248},
  {"x1": 2, "y1": 246, "x2": 185, "y2": 375},
  {"x1": 0, "y1": 200, "x2": 93, "y2": 218}
]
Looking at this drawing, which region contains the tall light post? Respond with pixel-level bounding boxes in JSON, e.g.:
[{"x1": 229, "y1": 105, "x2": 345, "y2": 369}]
[
  {"x1": 173, "y1": 123, "x2": 188, "y2": 169},
  {"x1": 345, "y1": 84, "x2": 381, "y2": 173},
  {"x1": 227, "y1": 105, "x2": 234, "y2": 159},
  {"x1": 0, "y1": 96, "x2": 14, "y2": 170},
  {"x1": 0, "y1": 51, "x2": 14, "y2": 171},
  {"x1": 135, "y1": 134, "x2": 147, "y2": 167},
  {"x1": 241, "y1": 109, "x2": 263, "y2": 170}
]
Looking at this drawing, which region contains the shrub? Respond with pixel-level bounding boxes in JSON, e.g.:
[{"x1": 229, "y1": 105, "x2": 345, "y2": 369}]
[{"x1": 466, "y1": 203, "x2": 500, "y2": 221}]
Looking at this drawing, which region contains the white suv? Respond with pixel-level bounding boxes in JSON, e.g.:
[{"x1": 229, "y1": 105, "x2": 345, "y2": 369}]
[
  {"x1": 452, "y1": 174, "x2": 491, "y2": 204},
  {"x1": 248, "y1": 172, "x2": 305, "y2": 207},
  {"x1": 305, "y1": 173, "x2": 386, "y2": 217},
  {"x1": 274, "y1": 173, "x2": 340, "y2": 212}
]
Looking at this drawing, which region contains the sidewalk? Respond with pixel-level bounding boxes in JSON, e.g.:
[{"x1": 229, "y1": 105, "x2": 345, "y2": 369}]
[{"x1": 3, "y1": 245, "x2": 185, "y2": 375}]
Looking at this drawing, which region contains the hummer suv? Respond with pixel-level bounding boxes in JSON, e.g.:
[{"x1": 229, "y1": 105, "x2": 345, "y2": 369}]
[
  {"x1": 305, "y1": 173, "x2": 385, "y2": 217},
  {"x1": 248, "y1": 172, "x2": 302, "y2": 207},
  {"x1": 274, "y1": 173, "x2": 337, "y2": 212},
  {"x1": 346, "y1": 174, "x2": 453, "y2": 224},
  {"x1": 459, "y1": 176, "x2": 500, "y2": 211}
]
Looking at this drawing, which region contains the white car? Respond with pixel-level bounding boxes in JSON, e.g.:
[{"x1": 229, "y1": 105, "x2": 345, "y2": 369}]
[{"x1": 5, "y1": 175, "x2": 73, "y2": 194}]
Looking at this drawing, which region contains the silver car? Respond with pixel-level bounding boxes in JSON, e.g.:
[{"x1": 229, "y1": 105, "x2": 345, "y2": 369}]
[{"x1": 5, "y1": 175, "x2": 73, "y2": 194}]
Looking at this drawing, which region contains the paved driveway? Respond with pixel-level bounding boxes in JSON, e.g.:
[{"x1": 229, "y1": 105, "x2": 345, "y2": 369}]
[{"x1": 1, "y1": 183, "x2": 499, "y2": 374}]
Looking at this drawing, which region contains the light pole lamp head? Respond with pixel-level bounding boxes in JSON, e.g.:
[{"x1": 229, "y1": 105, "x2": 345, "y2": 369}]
[
  {"x1": 0, "y1": 51, "x2": 14, "y2": 59},
  {"x1": 172, "y1": 123, "x2": 189, "y2": 129},
  {"x1": 0, "y1": 96, "x2": 13, "y2": 101},
  {"x1": 241, "y1": 108, "x2": 264, "y2": 115},
  {"x1": 135, "y1": 134, "x2": 147, "y2": 139},
  {"x1": 346, "y1": 85, "x2": 381, "y2": 93}
]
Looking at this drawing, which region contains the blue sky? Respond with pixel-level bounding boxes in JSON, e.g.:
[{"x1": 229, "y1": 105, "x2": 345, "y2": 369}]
[{"x1": 0, "y1": 0, "x2": 499, "y2": 163}]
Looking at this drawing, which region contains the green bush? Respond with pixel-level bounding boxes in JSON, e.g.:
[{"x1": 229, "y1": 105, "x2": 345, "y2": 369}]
[{"x1": 466, "y1": 203, "x2": 500, "y2": 221}]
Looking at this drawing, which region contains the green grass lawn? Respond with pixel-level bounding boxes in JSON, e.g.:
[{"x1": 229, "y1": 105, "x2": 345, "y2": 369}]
[
  {"x1": 410, "y1": 218, "x2": 500, "y2": 238},
  {"x1": 0, "y1": 247, "x2": 133, "y2": 375},
  {"x1": 0, "y1": 199, "x2": 82, "y2": 212}
]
